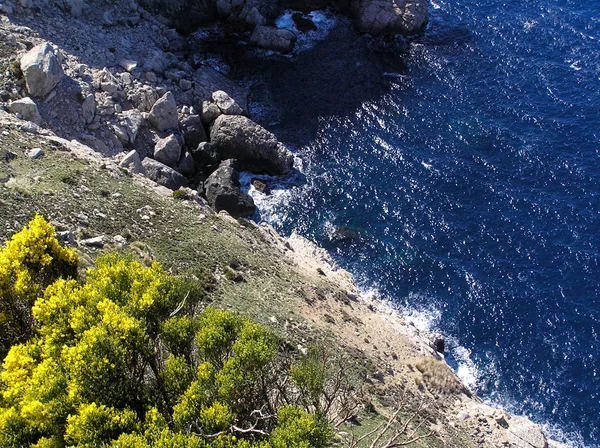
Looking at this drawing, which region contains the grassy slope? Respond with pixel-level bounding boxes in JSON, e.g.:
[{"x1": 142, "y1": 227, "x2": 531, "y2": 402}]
[{"x1": 0, "y1": 126, "x2": 474, "y2": 447}]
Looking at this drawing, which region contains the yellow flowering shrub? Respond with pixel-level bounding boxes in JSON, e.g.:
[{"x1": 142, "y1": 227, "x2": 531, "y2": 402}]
[
  {"x1": 0, "y1": 220, "x2": 332, "y2": 447},
  {"x1": 0, "y1": 214, "x2": 78, "y2": 359}
]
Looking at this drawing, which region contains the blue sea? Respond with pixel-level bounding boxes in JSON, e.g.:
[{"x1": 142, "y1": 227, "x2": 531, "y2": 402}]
[{"x1": 195, "y1": 1, "x2": 600, "y2": 445}]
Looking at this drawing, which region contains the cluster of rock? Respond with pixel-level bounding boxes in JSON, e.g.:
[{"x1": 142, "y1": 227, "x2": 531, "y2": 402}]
[
  {"x1": 135, "y1": 0, "x2": 428, "y2": 38},
  {"x1": 0, "y1": 0, "x2": 295, "y2": 218}
]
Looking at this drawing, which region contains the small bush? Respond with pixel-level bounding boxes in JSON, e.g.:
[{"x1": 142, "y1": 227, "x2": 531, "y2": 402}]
[
  {"x1": 414, "y1": 358, "x2": 467, "y2": 396},
  {"x1": 172, "y1": 189, "x2": 189, "y2": 200}
]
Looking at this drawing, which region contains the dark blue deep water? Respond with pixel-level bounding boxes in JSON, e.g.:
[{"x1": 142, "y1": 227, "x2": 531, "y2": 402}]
[{"x1": 196, "y1": 0, "x2": 600, "y2": 445}]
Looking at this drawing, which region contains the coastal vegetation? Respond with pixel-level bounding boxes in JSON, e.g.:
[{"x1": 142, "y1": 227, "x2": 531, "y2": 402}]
[{"x1": 0, "y1": 216, "x2": 332, "y2": 447}]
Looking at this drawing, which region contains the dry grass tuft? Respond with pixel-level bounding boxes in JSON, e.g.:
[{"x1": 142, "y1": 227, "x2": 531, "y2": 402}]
[{"x1": 414, "y1": 358, "x2": 467, "y2": 396}]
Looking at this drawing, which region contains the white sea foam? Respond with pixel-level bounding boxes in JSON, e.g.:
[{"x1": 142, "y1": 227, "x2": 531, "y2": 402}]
[
  {"x1": 452, "y1": 345, "x2": 482, "y2": 390},
  {"x1": 238, "y1": 155, "x2": 306, "y2": 223},
  {"x1": 401, "y1": 301, "x2": 442, "y2": 332},
  {"x1": 274, "y1": 9, "x2": 339, "y2": 53}
]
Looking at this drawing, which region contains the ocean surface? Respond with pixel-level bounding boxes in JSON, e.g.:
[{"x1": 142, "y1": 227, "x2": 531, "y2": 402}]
[{"x1": 193, "y1": 1, "x2": 600, "y2": 445}]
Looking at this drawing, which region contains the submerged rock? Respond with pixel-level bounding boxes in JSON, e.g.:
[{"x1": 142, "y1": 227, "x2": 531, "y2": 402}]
[
  {"x1": 204, "y1": 160, "x2": 255, "y2": 218},
  {"x1": 210, "y1": 115, "x2": 293, "y2": 175}
]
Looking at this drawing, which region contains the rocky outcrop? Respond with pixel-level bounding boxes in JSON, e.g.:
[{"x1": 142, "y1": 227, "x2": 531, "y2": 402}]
[
  {"x1": 137, "y1": 0, "x2": 426, "y2": 37},
  {"x1": 250, "y1": 25, "x2": 297, "y2": 53},
  {"x1": 204, "y1": 160, "x2": 255, "y2": 218},
  {"x1": 8, "y1": 97, "x2": 42, "y2": 124},
  {"x1": 507, "y1": 416, "x2": 548, "y2": 448},
  {"x1": 20, "y1": 43, "x2": 63, "y2": 98},
  {"x1": 356, "y1": 0, "x2": 428, "y2": 35},
  {"x1": 210, "y1": 115, "x2": 294, "y2": 175},
  {"x1": 148, "y1": 91, "x2": 178, "y2": 132},
  {"x1": 142, "y1": 157, "x2": 188, "y2": 190}
]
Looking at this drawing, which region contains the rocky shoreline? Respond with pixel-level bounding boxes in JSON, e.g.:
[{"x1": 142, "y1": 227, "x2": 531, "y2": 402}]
[{"x1": 0, "y1": 0, "x2": 566, "y2": 446}]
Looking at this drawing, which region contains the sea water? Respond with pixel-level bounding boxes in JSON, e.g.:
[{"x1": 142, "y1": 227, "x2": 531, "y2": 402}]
[{"x1": 194, "y1": 1, "x2": 600, "y2": 445}]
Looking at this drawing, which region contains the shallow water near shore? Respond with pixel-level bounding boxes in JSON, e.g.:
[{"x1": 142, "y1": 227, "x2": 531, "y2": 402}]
[{"x1": 193, "y1": 1, "x2": 600, "y2": 445}]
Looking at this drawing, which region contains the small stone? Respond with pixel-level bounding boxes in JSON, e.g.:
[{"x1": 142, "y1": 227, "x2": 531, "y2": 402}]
[
  {"x1": 80, "y1": 236, "x2": 104, "y2": 248},
  {"x1": 21, "y1": 43, "x2": 64, "y2": 97},
  {"x1": 26, "y1": 147, "x2": 44, "y2": 159},
  {"x1": 180, "y1": 114, "x2": 207, "y2": 149},
  {"x1": 179, "y1": 78, "x2": 192, "y2": 91},
  {"x1": 65, "y1": 0, "x2": 83, "y2": 16},
  {"x1": 457, "y1": 411, "x2": 470, "y2": 421},
  {"x1": 81, "y1": 93, "x2": 95, "y2": 124},
  {"x1": 113, "y1": 235, "x2": 127, "y2": 246},
  {"x1": 212, "y1": 90, "x2": 243, "y2": 115},
  {"x1": 246, "y1": 6, "x2": 266, "y2": 26},
  {"x1": 122, "y1": 109, "x2": 143, "y2": 144},
  {"x1": 119, "y1": 59, "x2": 137, "y2": 72},
  {"x1": 142, "y1": 158, "x2": 188, "y2": 190},
  {"x1": 56, "y1": 231, "x2": 76, "y2": 246},
  {"x1": 100, "y1": 81, "x2": 119, "y2": 94},
  {"x1": 103, "y1": 10, "x2": 115, "y2": 26},
  {"x1": 145, "y1": 71, "x2": 157, "y2": 83}
]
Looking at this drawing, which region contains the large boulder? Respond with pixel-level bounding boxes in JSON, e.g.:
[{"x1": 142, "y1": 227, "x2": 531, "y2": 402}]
[
  {"x1": 356, "y1": 0, "x2": 428, "y2": 35},
  {"x1": 20, "y1": 43, "x2": 64, "y2": 98},
  {"x1": 204, "y1": 160, "x2": 255, "y2": 218},
  {"x1": 250, "y1": 25, "x2": 297, "y2": 53},
  {"x1": 154, "y1": 134, "x2": 182, "y2": 168},
  {"x1": 210, "y1": 115, "x2": 294, "y2": 175},
  {"x1": 8, "y1": 97, "x2": 42, "y2": 124},
  {"x1": 148, "y1": 91, "x2": 178, "y2": 132},
  {"x1": 119, "y1": 150, "x2": 146, "y2": 174},
  {"x1": 142, "y1": 158, "x2": 188, "y2": 190},
  {"x1": 180, "y1": 114, "x2": 207, "y2": 149},
  {"x1": 191, "y1": 141, "x2": 220, "y2": 168},
  {"x1": 121, "y1": 109, "x2": 144, "y2": 145}
]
